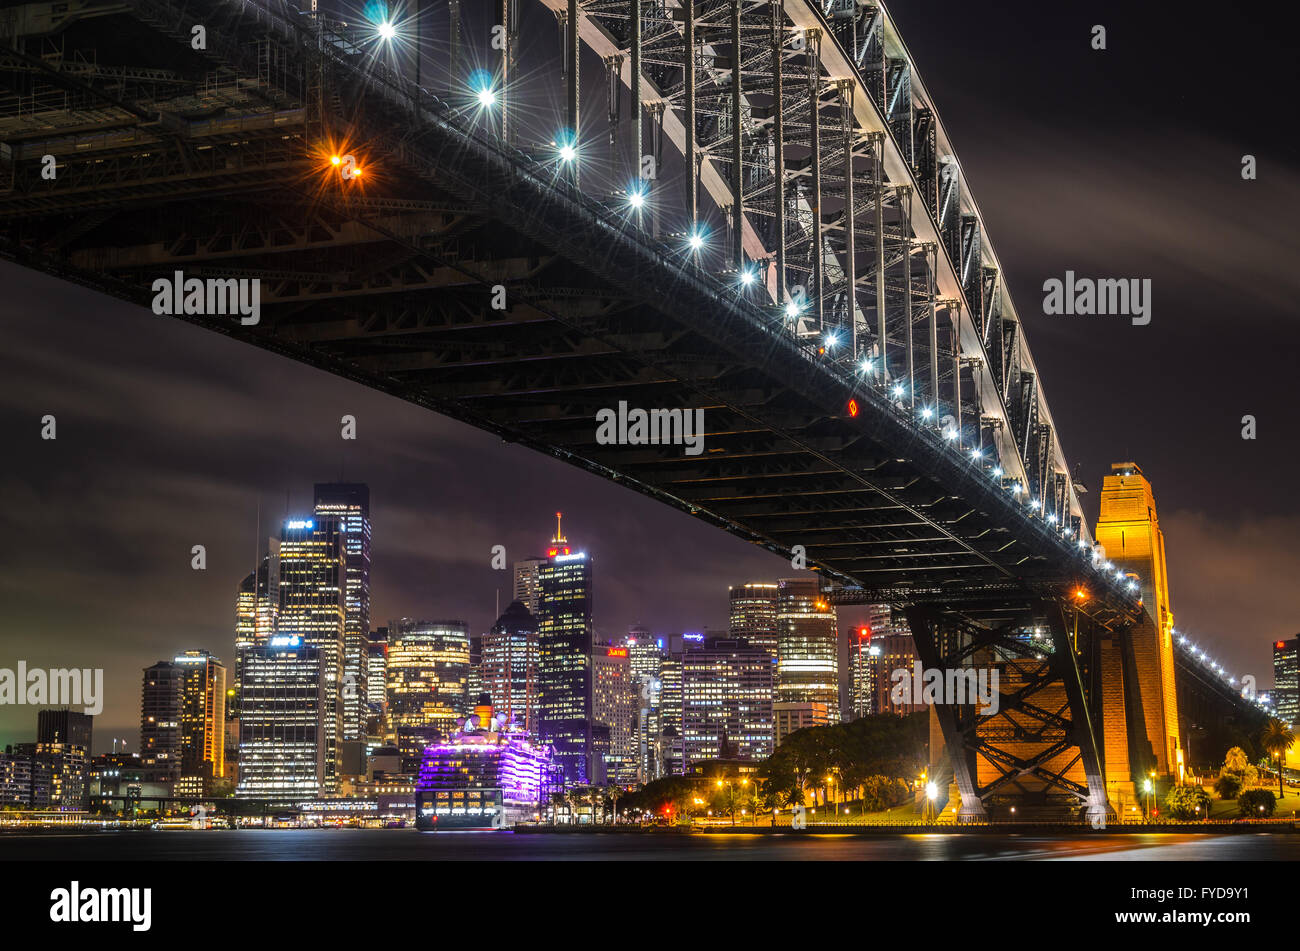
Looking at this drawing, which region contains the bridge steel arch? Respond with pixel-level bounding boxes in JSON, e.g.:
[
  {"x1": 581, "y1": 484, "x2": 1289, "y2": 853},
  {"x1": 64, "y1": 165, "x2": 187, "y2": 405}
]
[
  {"x1": 544, "y1": 0, "x2": 1086, "y2": 547},
  {"x1": 0, "y1": 0, "x2": 1151, "y2": 818}
]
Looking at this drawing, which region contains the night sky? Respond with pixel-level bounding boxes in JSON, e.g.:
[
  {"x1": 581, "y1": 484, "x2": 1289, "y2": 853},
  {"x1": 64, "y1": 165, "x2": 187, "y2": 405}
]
[{"x1": 1, "y1": 0, "x2": 1295, "y2": 751}]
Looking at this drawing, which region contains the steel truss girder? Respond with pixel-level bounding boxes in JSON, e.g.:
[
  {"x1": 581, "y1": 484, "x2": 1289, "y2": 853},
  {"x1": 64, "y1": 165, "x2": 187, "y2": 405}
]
[{"x1": 904, "y1": 600, "x2": 1111, "y2": 820}]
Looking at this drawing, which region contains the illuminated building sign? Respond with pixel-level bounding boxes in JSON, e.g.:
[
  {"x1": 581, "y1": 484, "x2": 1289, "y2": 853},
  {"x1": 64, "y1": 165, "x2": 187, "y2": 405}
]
[
  {"x1": 683, "y1": 633, "x2": 704, "y2": 642},
  {"x1": 606, "y1": 647, "x2": 628, "y2": 658},
  {"x1": 286, "y1": 520, "x2": 313, "y2": 530},
  {"x1": 553, "y1": 552, "x2": 587, "y2": 562},
  {"x1": 269, "y1": 635, "x2": 302, "y2": 648}
]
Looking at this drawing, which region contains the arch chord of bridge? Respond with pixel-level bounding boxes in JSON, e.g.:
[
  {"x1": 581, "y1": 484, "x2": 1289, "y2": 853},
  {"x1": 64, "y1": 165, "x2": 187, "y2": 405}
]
[{"x1": 0, "y1": 0, "x2": 1151, "y2": 817}]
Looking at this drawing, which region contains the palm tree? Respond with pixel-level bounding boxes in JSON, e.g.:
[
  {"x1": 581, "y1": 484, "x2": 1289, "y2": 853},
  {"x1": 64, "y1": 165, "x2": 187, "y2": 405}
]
[
  {"x1": 1261, "y1": 719, "x2": 1295, "y2": 799},
  {"x1": 607, "y1": 784, "x2": 624, "y2": 824}
]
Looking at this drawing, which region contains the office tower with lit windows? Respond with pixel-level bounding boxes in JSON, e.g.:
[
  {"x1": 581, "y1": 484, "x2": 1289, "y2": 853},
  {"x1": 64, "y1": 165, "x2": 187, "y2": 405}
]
[
  {"x1": 681, "y1": 637, "x2": 774, "y2": 765},
  {"x1": 172, "y1": 650, "x2": 227, "y2": 794},
  {"x1": 140, "y1": 661, "x2": 182, "y2": 779},
  {"x1": 386, "y1": 619, "x2": 471, "y2": 773},
  {"x1": 234, "y1": 546, "x2": 279, "y2": 720},
  {"x1": 848, "y1": 628, "x2": 879, "y2": 720},
  {"x1": 623, "y1": 627, "x2": 664, "y2": 781},
  {"x1": 314, "y1": 483, "x2": 371, "y2": 743},
  {"x1": 536, "y1": 513, "x2": 595, "y2": 785},
  {"x1": 236, "y1": 638, "x2": 325, "y2": 801},
  {"x1": 1273, "y1": 637, "x2": 1300, "y2": 727},
  {"x1": 729, "y1": 583, "x2": 780, "y2": 658},
  {"x1": 869, "y1": 618, "x2": 924, "y2": 716},
  {"x1": 367, "y1": 635, "x2": 388, "y2": 739},
  {"x1": 277, "y1": 515, "x2": 346, "y2": 791},
  {"x1": 657, "y1": 652, "x2": 684, "y2": 775},
  {"x1": 513, "y1": 557, "x2": 548, "y2": 615},
  {"x1": 481, "y1": 601, "x2": 541, "y2": 736},
  {"x1": 775, "y1": 578, "x2": 839, "y2": 721},
  {"x1": 593, "y1": 644, "x2": 639, "y2": 784},
  {"x1": 773, "y1": 701, "x2": 831, "y2": 746},
  {"x1": 36, "y1": 709, "x2": 93, "y2": 808}
]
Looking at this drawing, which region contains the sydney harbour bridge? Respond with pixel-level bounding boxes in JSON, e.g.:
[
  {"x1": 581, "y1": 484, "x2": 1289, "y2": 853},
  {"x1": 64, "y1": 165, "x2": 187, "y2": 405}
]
[{"x1": 0, "y1": 0, "x2": 1260, "y2": 820}]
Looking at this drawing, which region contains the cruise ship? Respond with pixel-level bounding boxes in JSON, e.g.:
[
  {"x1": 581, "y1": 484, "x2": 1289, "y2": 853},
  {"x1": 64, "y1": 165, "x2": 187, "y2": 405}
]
[{"x1": 414, "y1": 700, "x2": 552, "y2": 831}]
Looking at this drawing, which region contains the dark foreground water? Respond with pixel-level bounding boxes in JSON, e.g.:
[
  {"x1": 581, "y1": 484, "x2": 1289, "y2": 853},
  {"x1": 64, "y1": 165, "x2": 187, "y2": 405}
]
[{"x1": 1, "y1": 828, "x2": 1297, "y2": 860}]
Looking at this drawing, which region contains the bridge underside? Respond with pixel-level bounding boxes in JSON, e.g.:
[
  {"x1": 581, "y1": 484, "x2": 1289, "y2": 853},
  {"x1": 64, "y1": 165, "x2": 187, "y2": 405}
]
[{"x1": 0, "y1": 0, "x2": 1148, "y2": 815}]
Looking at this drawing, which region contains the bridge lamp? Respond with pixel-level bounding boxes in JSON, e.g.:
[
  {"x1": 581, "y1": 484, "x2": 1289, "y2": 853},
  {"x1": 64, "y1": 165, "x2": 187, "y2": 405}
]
[
  {"x1": 687, "y1": 230, "x2": 706, "y2": 251},
  {"x1": 1046, "y1": 513, "x2": 1057, "y2": 524},
  {"x1": 859, "y1": 357, "x2": 874, "y2": 374},
  {"x1": 824, "y1": 332, "x2": 839, "y2": 349},
  {"x1": 892, "y1": 383, "x2": 905, "y2": 398},
  {"x1": 991, "y1": 466, "x2": 1002, "y2": 477},
  {"x1": 738, "y1": 267, "x2": 756, "y2": 286},
  {"x1": 1030, "y1": 498, "x2": 1041, "y2": 510},
  {"x1": 558, "y1": 143, "x2": 578, "y2": 163},
  {"x1": 627, "y1": 187, "x2": 647, "y2": 210},
  {"x1": 925, "y1": 782, "x2": 937, "y2": 801},
  {"x1": 1011, "y1": 483, "x2": 1022, "y2": 495},
  {"x1": 943, "y1": 427, "x2": 957, "y2": 441},
  {"x1": 376, "y1": 20, "x2": 397, "y2": 42},
  {"x1": 477, "y1": 87, "x2": 497, "y2": 108},
  {"x1": 969, "y1": 447, "x2": 982, "y2": 459},
  {"x1": 784, "y1": 300, "x2": 801, "y2": 318},
  {"x1": 1077, "y1": 539, "x2": 1088, "y2": 549},
  {"x1": 920, "y1": 406, "x2": 933, "y2": 420}
]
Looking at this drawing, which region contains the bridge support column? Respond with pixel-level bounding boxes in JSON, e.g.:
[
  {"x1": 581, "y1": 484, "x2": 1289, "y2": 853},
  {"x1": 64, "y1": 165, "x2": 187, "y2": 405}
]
[{"x1": 904, "y1": 607, "x2": 986, "y2": 820}]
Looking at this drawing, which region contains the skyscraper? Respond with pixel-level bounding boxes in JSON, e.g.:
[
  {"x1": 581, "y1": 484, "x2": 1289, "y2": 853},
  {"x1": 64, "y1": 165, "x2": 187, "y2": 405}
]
[
  {"x1": 775, "y1": 578, "x2": 839, "y2": 720},
  {"x1": 236, "y1": 638, "x2": 325, "y2": 801},
  {"x1": 536, "y1": 513, "x2": 595, "y2": 785},
  {"x1": 314, "y1": 483, "x2": 371, "y2": 743},
  {"x1": 623, "y1": 627, "x2": 664, "y2": 782},
  {"x1": 513, "y1": 557, "x2": 548, "y2": 615},
  {"x1": 367, "y1": 634, "x2": 389, "y2": 739},
  {"x1": 682, "y1": 637, "x2": 774, "y2": 765},
  {"x1": 277, "y1": 514, "x2": 346, "y2": 791},
  {"x1": 1273, "y1": 637, "x2": 1299, "y2": 728},
  {"x1": 173, "y1": 650, "x2": 227, "y2": 794},
  {"x1": 233, "y1": 545, "x2": 278, "y2": 720},
  {"x1": 593, "y1": 644, "x2": 639, "y2": 785},
  {"x1": 386, "y1": 619, "x2": 471, "y2": 773},
  {"x1": 481, "y1": 601, "x2": 541, "y2": 736},
  {"x1": 729, "y1": 583, "x2": 780, "y2": 657},
  {"x1": 36, "y1": 709, "x2": 93, "y2": 809},
  {"x1": 140, "y1": 661, "x2": 182, "y2": 779}
]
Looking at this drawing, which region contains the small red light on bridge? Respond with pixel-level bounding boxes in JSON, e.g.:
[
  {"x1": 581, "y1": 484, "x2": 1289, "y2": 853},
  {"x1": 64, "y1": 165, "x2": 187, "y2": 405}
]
[{"x1": 847, "y1": 399, "x2": 859, "y2": 417}]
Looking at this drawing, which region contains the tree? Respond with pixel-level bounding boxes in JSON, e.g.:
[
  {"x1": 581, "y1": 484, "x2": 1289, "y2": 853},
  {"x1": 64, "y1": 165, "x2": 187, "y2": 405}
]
[
  {"x1": 1165, "y1": 785, "x2": 1211, "y2": 821},
  {"x1": 1260, "y1": 719, "x2": 1295, "y2": 799},
  {"x1": 1238, "y1": 788, "x2": 1276, "y2": 818},
  {"x1": 1213, "y1": 773, "x2": 1242, "y2": 801}
]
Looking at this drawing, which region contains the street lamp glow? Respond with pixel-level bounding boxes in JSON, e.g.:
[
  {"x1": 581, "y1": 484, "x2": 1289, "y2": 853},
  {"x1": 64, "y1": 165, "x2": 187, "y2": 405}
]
[
  {"x1": 860, "y1": 357, "x2": 874, "y2": 374},
  {"x1": 558, "y1": 143, "x2": 577, "y2": 163},
  {"x1": 892, "y1": 383, "x2": 905, "y2": 398},
  {"x1": 925, "y1": 782, "x2": 938, "y2": 800}
]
